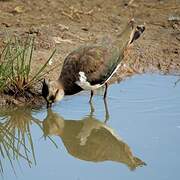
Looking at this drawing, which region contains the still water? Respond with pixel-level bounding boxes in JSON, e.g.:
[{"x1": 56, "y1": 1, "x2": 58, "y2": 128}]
[{"x1": 0, "y1": 74, "x2": 180, "y2": 180}]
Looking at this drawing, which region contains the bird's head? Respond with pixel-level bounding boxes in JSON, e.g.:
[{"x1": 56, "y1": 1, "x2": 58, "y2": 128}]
[
  {"x1": 128, "y1": 19, "x2": 145, "y2": 45},
  {"x1": 42, "y1": 79, "x2": 64, "y2": 108},
  {"x1": 118, "y1": 19, "x2": 145, "y2": 48}
]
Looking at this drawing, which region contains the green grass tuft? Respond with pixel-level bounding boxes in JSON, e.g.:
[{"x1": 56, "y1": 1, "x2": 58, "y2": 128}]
[{"x1": 0, "y1": 36, "x2": 56, "y2": 97}]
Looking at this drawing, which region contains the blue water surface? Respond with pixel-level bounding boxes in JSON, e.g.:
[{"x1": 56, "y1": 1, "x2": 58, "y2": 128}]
[{"x1": 1, "y1": 74, "x2": 180, "y2": 180}]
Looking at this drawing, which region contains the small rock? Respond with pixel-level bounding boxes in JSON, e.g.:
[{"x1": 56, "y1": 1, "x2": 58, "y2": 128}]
[{"x1": 11, "y1": 6, "x2": 24, "y2": 14}]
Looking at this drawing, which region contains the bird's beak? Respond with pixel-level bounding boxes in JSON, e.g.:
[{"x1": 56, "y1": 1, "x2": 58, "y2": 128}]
[{"x1": 47, "y1": 100, "x2": 53, "y2": 108}]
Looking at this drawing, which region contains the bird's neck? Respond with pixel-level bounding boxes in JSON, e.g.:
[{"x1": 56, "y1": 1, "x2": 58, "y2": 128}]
[{"x1": 116, "y1": 20, "x2": 135, "y2": 51}]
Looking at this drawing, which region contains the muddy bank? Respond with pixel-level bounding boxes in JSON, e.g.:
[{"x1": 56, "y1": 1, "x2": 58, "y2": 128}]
[{"x1": 0, "y1": 0, "x2": 180, "y2": 106}]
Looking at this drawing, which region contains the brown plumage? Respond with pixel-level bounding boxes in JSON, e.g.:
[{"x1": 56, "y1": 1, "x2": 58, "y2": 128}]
[
  {"x1": 42, "y1": 19, "x2": 145, "y2": 107},
  {"x1": 59, "y1": 46, "x2": 120, "y2": 95}
]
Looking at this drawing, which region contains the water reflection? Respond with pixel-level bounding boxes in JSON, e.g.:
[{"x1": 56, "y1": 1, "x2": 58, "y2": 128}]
[
  {"x1": 0, "y1": 107, "x2": 54, "y2": 175},
  {"x1": 43, "y1": 103, "x2": 146, "y2": 170},
  {"x1": 1, "y1": 74, "x2": 179, "y2": 180},
  {"x1": 0, "y1": 102, "x2": 146, "y2": 176}
]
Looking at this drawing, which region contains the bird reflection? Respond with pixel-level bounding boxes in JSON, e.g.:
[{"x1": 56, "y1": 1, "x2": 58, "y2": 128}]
[{"x1": 43, "y1": 102, "x2": 146, "y2": 170}]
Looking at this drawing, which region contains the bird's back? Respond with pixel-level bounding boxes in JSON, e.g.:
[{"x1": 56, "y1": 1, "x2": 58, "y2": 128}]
[{"x1": 59, "y1": 45, "x2": 121, "y2": 95}]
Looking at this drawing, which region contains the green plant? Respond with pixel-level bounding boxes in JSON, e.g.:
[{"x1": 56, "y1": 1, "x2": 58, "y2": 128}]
[{"x1": 0, "y1": 36, "x2": 56, "y2": 97}]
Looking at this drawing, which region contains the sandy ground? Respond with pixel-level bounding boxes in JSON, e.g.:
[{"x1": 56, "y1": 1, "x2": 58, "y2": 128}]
[{"x1": 0, "y1": 0, "x2": 180, "y2": 106}]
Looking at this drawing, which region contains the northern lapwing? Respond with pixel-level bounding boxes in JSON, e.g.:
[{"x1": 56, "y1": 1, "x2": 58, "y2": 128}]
[{"x1": 42, "y1": 19, "x2": 145, "y2": 107}]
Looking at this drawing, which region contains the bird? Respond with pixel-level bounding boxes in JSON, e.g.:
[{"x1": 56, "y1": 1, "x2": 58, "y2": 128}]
[{"x1": 42, "y1": 19, "x2": 145, "y2": 107}]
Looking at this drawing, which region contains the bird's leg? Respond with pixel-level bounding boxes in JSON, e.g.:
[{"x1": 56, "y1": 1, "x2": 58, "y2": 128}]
[
  {"x1": 104, "y1": 98, "x2": 110, "y2": 123},
  {"x1": 89, "y1": 100, "x2": 95, "y2": 116},
  {"x1": 89, "y1": 90, "x2": 94, "y2": 102},
  {"x1": 103, "y1": 83, "x2": 108, "y2": 99}
]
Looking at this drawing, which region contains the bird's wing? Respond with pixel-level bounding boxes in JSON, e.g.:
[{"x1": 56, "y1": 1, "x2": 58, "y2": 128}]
[
  {"x1": 59, "y1": 45, "x2": 123, "y2": 93},
  {"x1": 78, "y1": 46, "x2": 122, "y2": 85}
]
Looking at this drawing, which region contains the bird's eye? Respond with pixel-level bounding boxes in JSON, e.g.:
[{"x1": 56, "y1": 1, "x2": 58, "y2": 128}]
[{"x1": 137, "y1": 25, "x2": 145, "y2": 33}]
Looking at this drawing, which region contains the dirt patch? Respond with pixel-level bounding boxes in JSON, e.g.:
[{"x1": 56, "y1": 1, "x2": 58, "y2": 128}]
[{"x1": 0, "y1": 0, "x2": 180, "y2": 106}]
